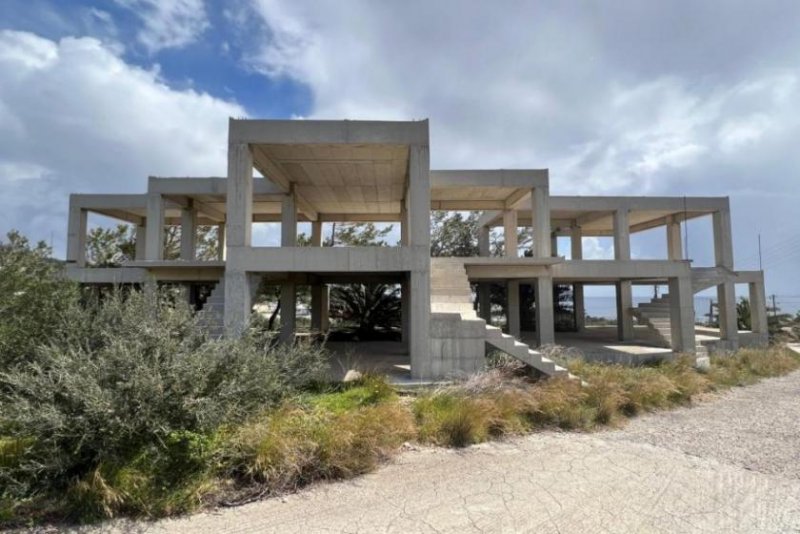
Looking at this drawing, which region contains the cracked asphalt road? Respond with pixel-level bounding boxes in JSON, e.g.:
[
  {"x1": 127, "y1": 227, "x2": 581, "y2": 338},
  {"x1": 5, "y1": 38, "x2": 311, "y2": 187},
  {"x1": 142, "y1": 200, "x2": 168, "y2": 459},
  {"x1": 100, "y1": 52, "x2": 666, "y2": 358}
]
[{"x1": 98, "y1": 370, "x2": 800, "y2": 533}]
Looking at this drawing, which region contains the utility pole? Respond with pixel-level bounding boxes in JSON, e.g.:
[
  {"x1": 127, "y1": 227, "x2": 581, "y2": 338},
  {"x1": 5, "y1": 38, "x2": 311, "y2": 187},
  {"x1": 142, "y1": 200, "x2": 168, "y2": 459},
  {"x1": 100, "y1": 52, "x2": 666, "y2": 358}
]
[
  {"x1": 758, "y1": 233, "x2": 763, "y2": 271},
  {"x1": 771, "y1": 294, "x2": 778, "y2": 319}
]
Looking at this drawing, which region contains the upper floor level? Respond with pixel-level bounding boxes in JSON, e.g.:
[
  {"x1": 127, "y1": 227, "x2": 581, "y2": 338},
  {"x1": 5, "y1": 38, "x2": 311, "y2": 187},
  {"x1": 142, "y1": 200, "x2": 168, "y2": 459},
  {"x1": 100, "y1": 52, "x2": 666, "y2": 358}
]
[{"x1": 65, "y1": 119, "x2": 736, "y2": 276}]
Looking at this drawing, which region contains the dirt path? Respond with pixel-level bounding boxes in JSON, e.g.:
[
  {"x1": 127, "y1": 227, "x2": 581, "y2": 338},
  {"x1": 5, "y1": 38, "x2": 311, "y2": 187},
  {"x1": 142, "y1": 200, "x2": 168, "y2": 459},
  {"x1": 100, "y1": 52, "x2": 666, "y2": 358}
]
[{"x1": 87, "y1": 371, "x2": 800, "y2": 533}]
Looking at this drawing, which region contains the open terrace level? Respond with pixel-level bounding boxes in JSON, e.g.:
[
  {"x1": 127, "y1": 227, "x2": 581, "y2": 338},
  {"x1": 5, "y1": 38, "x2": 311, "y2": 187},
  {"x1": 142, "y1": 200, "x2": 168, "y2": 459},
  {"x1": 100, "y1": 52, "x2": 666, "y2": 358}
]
[{"x1": 64, "y1": 119, "x2": 768, "y2": 380}]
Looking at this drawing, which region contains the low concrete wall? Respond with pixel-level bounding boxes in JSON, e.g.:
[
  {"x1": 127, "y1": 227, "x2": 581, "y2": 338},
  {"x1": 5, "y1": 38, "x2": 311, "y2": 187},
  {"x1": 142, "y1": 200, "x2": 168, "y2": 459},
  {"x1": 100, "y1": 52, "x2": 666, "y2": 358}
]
[{"x1": 428, "y1": 313, "x2": 486, "y2": 378}]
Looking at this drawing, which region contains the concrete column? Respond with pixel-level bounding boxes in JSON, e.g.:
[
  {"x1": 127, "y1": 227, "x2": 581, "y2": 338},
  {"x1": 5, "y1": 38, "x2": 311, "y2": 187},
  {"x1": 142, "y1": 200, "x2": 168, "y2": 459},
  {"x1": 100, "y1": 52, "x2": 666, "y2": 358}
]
[
  {"x1": 226, "y1": 143, "x2": 253, "y2": 249},
  {"x1": 668, "y1": 276, "x2": 696, "y2": 354},
  {"x1": 145, "y1": 193, "x2": 164, "y2": 260},
  {"x1": 407, "y1": 144, "x2": 431, "y2": 379},
  {"x1": 749, "y1": 280, "x2": 768, "y2": 336},
  {"x1": 134, "y1": 223, "x2": 146, "y2": 261},
  {"x1": 666, "y1": 217, "x2": 682, "y2": 260},
  {"x1": 535, "y1": 277, "x2": 555, "y2": 346},
  {"x1": 503, "y1": 210, "x2": 518, "y2": 257},
  {"x1": 400, "y1": 202, "x2": 409, "y2": 246},
  {"x1": 223, "y1": 270, "x2": 252, "y2": 337},
  {"x1": 612, "y1": 209, "x2": 633, "y2": 340},
  {"x1": 551, "y1": 235, "x2": 558, "y2": 257},
  {"x1": 479, "y1": 225, "x2": 490, "y2": 256},
  {"x1": 217, "y1": 223, "x2": 226, "y2": 261},
  {"x1": 574, "y1": 284, "x2": 585, "y2": 331},
  {"x1": 310, "y1": 221, "x2": 322, "y2": 247},
  {"x1": 180, "y1": 203, "x2": 197, "y2": 260},
  {"x1": 409, "y1": 270, "x2": 431, "y2": 378},
  {"x1": 570, "y1": 224, "x2": 585, "y2": 330},
  {"x1": 309, "y1": 286, "x2": 329, "y2": 332},
  {"x1": 712, "y1": 208, "x2": 734, "y2": 268},
  {"x1": 507, "y1": 281, "x2": 520, "y2": 338},
  {"x1": 66, "y1": 201, "x2": 88, "y2": 267},
  {"x1": 531, "y1": 186, "x2": 551, "y2": 258},
  {"x1": 309, "y1": 221, "x2": 329, "y2": 333},
  {"x1": 478, "y1": 284, "x2": 491, "y2": 323},
  {"x1": 224, "y1": 143, "x2": 253, "y2": 337},
  {"x1": 616, "y1": 281, "x2": 634, "y2": 341},
  {"x1": 717, "y1": 282, "x2": 738, "y2": 349},
  {"x1": 400, "y1": 278, "x2": 410, "y2": 349},
  {"x1": 613, "y1": 208, "x2": 631, "y2": 260},
  {"x1": 281, "y1": 193, "x2": 297, "y2": 246},
  {"x1": 713, "y1": 208, "x2": 738, "y2": 349},
  {"x1": 477, "y1": 225, "x2": 491, "y2": 322},
  {"x1": 279, "y1": 282, "x2": 296, "y2": 344}
]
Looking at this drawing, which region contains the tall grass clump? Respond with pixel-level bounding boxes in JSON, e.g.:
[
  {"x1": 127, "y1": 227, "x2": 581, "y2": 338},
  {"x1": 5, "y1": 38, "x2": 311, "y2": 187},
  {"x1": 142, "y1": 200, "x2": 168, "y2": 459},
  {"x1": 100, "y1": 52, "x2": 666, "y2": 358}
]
[
  {"x1": 0, "y1": 288, "x2": 327, "y2": 523},
  {"x1": 219, "y1": 375, "x2": 415, "y2": 499}
]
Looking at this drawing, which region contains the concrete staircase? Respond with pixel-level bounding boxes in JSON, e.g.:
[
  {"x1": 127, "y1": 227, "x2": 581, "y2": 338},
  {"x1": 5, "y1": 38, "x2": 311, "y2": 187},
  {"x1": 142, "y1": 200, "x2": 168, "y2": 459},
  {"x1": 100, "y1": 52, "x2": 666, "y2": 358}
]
[
  {"x1": 691, "y1": 266, "x2": 736, "y2": 293},
  {"x1": 197, "y1": 278, "x2": 225, "y2": 338},
  {"x1": 632, "y1": 294, "x2": 709, "y2": 357},
  {"x1": 430, "y1": 258, "x2": 570, "y2": 379},
  {"x1": 631, "y1": 295, "x2": 673, "y2": 348}
]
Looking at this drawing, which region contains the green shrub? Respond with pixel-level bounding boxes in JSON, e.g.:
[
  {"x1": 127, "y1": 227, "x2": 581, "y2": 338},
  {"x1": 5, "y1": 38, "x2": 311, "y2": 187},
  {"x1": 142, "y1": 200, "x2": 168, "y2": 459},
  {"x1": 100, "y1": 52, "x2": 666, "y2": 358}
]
[
  {"x1": 0, "y1": 288, "x2": 328, "y2": 522},
  {"x1": 0, "y1": 231, "x2": 80, "y2": 368},
  {"x1": 308, "y1": 375, "x2": 396, "y2": 413}
]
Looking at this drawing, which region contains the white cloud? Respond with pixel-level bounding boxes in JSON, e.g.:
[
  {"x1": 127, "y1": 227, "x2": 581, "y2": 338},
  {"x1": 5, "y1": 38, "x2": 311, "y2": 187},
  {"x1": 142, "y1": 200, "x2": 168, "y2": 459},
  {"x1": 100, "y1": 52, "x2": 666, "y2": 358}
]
[
  {"x1": 242, "y1": 0, "x2": 800, "y2": 293},
  {"x1": 0, "y1": 30, "x2": 245, "y2": 252},
  {"x1": 114, "y1": 0, "x2": 209, "y2": 53}
]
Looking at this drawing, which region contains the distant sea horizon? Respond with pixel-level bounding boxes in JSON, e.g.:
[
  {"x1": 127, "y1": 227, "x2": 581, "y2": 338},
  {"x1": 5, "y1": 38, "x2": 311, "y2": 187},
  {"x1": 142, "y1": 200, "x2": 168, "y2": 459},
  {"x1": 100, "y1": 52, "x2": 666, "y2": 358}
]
[{"x1": 584, "y1": 296, "x2": 800, "y2": 321}]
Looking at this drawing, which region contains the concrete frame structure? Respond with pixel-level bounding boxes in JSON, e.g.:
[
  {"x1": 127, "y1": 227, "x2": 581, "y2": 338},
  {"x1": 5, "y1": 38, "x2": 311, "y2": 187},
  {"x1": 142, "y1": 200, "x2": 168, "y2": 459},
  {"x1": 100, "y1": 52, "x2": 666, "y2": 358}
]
[{"x1": 65, "y1": 119, "x2": 768, "y2": 379}]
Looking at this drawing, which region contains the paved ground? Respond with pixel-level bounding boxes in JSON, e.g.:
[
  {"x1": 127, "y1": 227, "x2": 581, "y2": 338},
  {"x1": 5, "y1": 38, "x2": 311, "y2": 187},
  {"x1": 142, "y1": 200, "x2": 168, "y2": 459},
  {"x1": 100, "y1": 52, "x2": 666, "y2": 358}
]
[{"x1": 87, "y1": 370, "x2": 800, "y2": 533}]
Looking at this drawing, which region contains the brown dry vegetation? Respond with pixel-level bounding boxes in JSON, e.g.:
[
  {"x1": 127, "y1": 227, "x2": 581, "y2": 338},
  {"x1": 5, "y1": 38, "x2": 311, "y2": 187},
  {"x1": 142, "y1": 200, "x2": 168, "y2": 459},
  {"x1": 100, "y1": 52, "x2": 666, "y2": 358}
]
[{"x1": 3, "y1": 346, "x2": 799, "y2": 527}]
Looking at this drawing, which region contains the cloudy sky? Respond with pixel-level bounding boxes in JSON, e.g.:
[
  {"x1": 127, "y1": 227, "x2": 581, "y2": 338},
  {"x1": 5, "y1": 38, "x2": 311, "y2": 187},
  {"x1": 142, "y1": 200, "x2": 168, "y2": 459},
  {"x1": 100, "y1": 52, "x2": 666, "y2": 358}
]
[{"x1": 1, "y1": 0, "x2": 799, "y2": 299}]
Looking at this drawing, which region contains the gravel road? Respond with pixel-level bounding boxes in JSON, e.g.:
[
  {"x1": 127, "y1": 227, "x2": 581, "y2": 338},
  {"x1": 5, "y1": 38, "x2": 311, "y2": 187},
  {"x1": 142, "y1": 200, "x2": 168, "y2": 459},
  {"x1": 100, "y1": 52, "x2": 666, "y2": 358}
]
[{"x1": 77, "y1": 370, "x2": 800, "y2": 533}]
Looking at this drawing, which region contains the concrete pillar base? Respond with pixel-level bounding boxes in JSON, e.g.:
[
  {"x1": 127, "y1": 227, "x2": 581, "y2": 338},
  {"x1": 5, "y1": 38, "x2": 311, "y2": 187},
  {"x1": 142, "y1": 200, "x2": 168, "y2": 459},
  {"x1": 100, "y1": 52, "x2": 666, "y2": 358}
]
[
  {"x1": 507, "y1": 281, "x2": 520, "y2": 338},
  {"x1": 280, "y1": 282, "x2": 297, "y2": 344},
  {"x1": 535, "y1": 277, "x2": 555, "y2": 346},
  {"x1": 616, "y1": 281, "x2": 634, "y2": 341}
]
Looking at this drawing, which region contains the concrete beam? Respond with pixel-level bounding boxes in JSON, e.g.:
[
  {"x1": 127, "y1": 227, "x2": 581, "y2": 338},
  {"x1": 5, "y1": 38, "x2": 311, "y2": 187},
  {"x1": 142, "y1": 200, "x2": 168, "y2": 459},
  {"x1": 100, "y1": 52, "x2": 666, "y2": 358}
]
[
  {"x1": 226, "y1": 246, "x2": 426, "y2": 273},
  {"x1": 149, "y1": 176, "x2": 284, "y2": 196},
  {"x1": 68, "y1": 194, "x2": 148, "y2": 210},
  {"x1": 550, "y1": 195, "x2": 729, "y2": 213},
  {"x1": 318, "y1": 213, "x2": 403, "y2": 223},
  {"x1": 230, "y1": 118, "x2": 429, "y2": 145},
  {"x1": 430, "y1": 169, "x2": 548, "y2": 189}
]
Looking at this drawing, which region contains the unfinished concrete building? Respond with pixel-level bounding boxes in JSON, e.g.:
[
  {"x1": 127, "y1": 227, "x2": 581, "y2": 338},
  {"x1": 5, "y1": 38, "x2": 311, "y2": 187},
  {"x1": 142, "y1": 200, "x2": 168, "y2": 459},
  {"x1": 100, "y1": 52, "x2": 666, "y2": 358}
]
[{"x1": 65, "y1": 119, "x2": 769, "y2": 379}]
